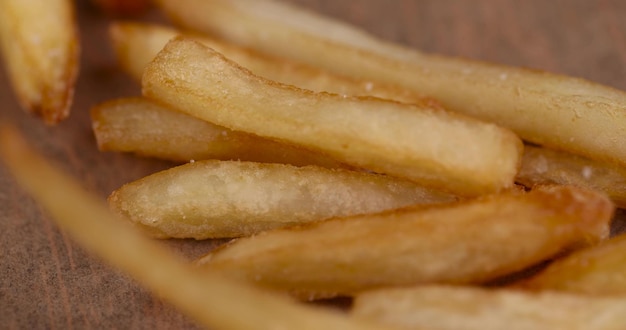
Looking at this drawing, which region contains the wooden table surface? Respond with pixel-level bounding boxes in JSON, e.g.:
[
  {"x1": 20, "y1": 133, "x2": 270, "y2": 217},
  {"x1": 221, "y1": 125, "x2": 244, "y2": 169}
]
[{"x1": 1, "y1": 0, "x2": 625, "y2": 329}]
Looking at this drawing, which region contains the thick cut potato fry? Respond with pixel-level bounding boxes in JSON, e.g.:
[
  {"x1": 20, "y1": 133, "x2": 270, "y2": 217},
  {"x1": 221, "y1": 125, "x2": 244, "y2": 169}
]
[
  {"x1": 156, "y1": 0, "x2": 626, "y2": 166},
  {"x1": 142, "y1": 38, "x2": 523, "y2": 197},
  {"x1": 196, "y1": 186, "x2": 612, "y2": 299},
  {"x1": 110, "y1": 22, "x2": 429, "y2": 105},
  {"x1": 0, "y1": 0, "x2": 79, "y2": 124},
  {"x1": 109, "y1": 159, "x2": 456, "y2": 239},
  {"x1": 351, "y1": 285, "x2": 626, "y2": 330},
  {"x1": 91, "y1": 97, "x2": 347, "y2": 167},
  {"x1": 517, "y1": 145, "x2": 626, "y2": 208},
  {"x1": 0, "y1": 125, "x2": 393, "y2": 330},
  {"x1": 518, "y1": 233, "x2": 626, "y2": 295}
]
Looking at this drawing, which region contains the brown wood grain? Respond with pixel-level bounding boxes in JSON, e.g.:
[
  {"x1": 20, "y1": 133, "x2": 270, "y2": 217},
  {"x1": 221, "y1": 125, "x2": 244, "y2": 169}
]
[{"x1": 1, "y1": 0, "x2": 625, "y2": 329}]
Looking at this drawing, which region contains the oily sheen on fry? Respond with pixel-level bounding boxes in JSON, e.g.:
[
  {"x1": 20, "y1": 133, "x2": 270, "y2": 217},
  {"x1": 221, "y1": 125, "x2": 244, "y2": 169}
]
[
  {"x1": 157, "y1": 0, "x2": 626, "y2": 167},
  {"x1": 142, "y1": 38, "x2": 522, "y2": 197},
  {"x1": 109, "y1": 160, "x2": 455, "y2": 239},
  {"x1": 352, "y1": 285, "x2": 626, "y2": 330},
  {"x1": 196, "y1": 186, "x2": 612, "y2": 299}
]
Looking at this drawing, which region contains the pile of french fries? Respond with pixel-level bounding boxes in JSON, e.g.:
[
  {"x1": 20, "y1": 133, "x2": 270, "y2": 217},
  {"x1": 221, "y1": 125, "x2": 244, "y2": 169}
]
[{"x1": 4, "y1": 0, "x2": 626, "y2": 329}]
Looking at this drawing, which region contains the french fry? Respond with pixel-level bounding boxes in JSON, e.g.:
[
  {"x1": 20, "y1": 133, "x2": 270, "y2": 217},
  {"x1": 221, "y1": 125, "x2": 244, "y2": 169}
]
[
  {"x1": 109, "y1": 159, "x2": 456, "y2": 239},
  {"x1": 142, "y1": 38, "x2": 523, "y2": 197},
  {"x1": 0, "y1": 124, "x2": 394, "y2": 330},
  {"x1": 517, "y1": 144, "x2": 626, "y2": 208},
  {"x1": 196, "y1": 185, "x2": 612, "y2": 299},
  {"x1": 0, "y1": 0, "x2": 79, "y2": 124},
  {"x1": 94, "y1": 97, "x2": 626, "y2": 212},
  {"x1": 110, "y1": 22, "x2": 429, "y2": 105},
  {"x1": 155, "y1": 0, "x2": 626, "y2": 167},
  {"x1": 91, "y1": 97, "x2": 348, "y2": 167},
  {"x1": 351, "y1": 285, "x2": 626, "y2": 330},
  {"x1": 518, "y1": 233, "x2": 626, "y2": 295}
]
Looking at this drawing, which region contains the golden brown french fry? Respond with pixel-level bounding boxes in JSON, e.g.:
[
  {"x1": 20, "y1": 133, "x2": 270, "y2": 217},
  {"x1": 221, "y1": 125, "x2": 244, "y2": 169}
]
[
  {"x1": 110, "y1": 22, "x2": 429, "y2": 105},
  {"x1": 91, "y1": 97, "x2": 348, "y2": 167},
  {"x1": 351, "y1": 285, "x2": 626, "y2": 330},
  {"x1": 109, "y1": 159, "x2": 456, "y2": 239},
  {"x1": 156, "y1": 0, "x2": 626, "y2": 167},
  {"x1": 517, "y1": 144, "x2": 626, "y2": 208},
  {"x1": 142, "y1": 38, "x2": 523, "y2": 197},
  {"x1": 0, "y1": 0, "x2": 79, "y2": 124},
  {"x1": 518, "y1": 233, "x2": 626, "y2": 295},
  {"x1": 0, "y1": 124, "x2": 394, "y2": 330},
  {"x1": 196, "y1": 185, "x2": 612, "y2": 299}
]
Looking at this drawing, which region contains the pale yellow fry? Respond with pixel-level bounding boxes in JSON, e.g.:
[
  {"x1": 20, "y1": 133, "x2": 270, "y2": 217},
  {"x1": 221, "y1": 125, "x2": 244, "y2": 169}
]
[
  {"x1": 91, "y1": 97, "x2": 347, "y2": 168},
  {"x1": 196, "y1": 186, "x2": 612, "y2": 299},
  {"x1": 109, "y1": 22, "x2": 429, "y2": 105},
  {"x1": 0, "y1": 124, "x2": 394, "y2": 330},
  {"x1": 518, "y1": 233, "x2": 626, "y2": 295},
  {"x1": 517, "y1": 144, "x2": 626, "y2": 208},
  {"x1": 156, "y1": 0, "x2": 626, "y2": 166},
  {"x1": 0, "y1": 0, "x2": 79, "y2": 124},
  {"x1": 109, "y1": 159, "x2": 456, "y2": 239},
  {"x1": 351, "y1": 285, "x2": 626, "y2": 330},
  {"x1": 142, "y1": 38, "x2": 523, "y2": 197}
]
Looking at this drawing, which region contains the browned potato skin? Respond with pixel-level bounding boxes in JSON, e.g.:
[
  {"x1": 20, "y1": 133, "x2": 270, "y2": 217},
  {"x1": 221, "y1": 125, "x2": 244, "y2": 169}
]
[
  {"x1": 0, "y1": 0, "x2": 79, "y2": 124},
  {"x1": 156, "y1": 0, "x2": 626, "y2": 167},
  {"x1": 352, "y1": 285, "x2": 626, "y2": 330},
  {"x1": 517, "y1": 233, "x2": 626, "y2": 295},
  {"x1": 196, "y1": 186, "x2": 612, "y2": 299},
  {"x1": 91, "y1": 97, "x2": 348, "y2": 168},
  {"x1": 142, "y1": 38, "x2": 523, "y2": 197},
  {"x1": 109, "y1": 159, "x2": 456, "y2": 239},
  {"x1": 517, "y1": 145, "x2": 626, "y2": 208},
  {"x1": 109, "y1": 22, "x2": 431, "y2": 105}
]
